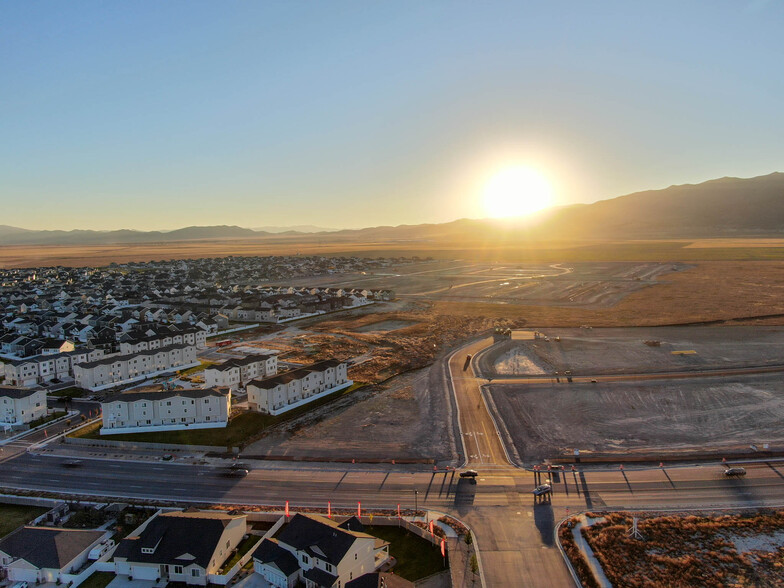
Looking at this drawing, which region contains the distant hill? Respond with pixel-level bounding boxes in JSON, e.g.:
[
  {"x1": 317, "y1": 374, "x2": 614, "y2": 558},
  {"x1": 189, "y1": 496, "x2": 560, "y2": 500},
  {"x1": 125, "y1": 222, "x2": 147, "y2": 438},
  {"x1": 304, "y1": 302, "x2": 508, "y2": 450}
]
[
  {"x1": 2, "y1": 172, "x2": 783, "y2": 246},
  {"x1": 0, "y1": 225, "x2": 264, "y2": 245},
  {"x1": 251, "y1": 225, "x2": 338, "y2": 233}
]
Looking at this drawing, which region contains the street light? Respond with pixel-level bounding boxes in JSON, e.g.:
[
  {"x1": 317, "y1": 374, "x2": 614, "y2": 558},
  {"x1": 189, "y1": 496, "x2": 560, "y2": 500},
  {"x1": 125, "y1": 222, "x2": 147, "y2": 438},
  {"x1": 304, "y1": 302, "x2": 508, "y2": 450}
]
[{"x1": 414, "y1": 489, "x2": 419, "y2": 513}]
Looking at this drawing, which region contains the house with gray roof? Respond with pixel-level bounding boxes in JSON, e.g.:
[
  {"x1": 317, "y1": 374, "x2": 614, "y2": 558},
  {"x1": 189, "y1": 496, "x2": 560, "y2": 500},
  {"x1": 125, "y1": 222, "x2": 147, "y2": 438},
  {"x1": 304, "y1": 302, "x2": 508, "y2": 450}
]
[
  {"x1": 0, "y1": 526, "x2": 108, "y2": 584},
  {"x1": 112, "y1": 510, "x2": 247, "y2": 586},
  {"x1": 254, "y1": 514, "x2": 389, "y2": 588}
]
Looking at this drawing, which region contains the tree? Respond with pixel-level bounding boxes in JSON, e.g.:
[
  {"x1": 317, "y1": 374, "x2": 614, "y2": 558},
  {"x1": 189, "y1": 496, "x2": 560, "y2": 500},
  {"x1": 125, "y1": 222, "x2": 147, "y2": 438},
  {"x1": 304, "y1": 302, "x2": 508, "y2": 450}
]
[{"x1": 464, "y1": 531, "x2": 473, "y2": 546}]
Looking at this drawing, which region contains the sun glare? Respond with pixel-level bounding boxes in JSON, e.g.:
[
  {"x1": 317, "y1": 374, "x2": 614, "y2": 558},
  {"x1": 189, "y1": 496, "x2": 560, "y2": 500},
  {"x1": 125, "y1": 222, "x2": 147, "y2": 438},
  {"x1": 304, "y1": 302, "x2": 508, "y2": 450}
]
[{"x1": 482, "y1": 166, "x2": 553, "y2": 219}]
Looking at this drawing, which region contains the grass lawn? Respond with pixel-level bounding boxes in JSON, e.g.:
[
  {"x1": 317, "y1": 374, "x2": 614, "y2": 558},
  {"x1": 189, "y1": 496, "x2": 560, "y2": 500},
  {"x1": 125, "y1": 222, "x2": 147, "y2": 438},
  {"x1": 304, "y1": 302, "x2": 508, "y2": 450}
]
[
  {"x1": 77, "y1": 572, "x2": 115, "y2": 588},
  {"x1": 49, "y1": 386, "x2": 88, "y2": 399},
  {"x1": 177, "y1": 361, "x2": 215, "y2": 377},
  {"x1": 28, "y1": 410, "x2": 67, "y2": 428},
  {"x1": 220, "y1": 535, "x2": 262, "y2": 573},
  {"x1": 366, "y1": 525, "x2": 447, "y2": 581},
  {"x1": 0, "y1": 503, "x2": 50, "y2": 538},
  {"x1": 69, "y1": 383, "x2": 362, "y2": 448}
]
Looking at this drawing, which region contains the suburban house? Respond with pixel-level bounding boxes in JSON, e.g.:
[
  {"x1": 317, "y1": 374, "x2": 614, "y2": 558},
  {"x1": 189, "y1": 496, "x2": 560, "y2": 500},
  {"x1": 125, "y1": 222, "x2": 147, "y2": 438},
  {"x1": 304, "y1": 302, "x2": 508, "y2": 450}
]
[
  {"x1": 254, "y1": 514, "x2": 389, "y2": 588},
  {"x1": 73, "y1": 344, "x2": 199, "y2": 391},
  {"x1": 0, "y1": 386, "x2": 47, "y2": 428},
  {"x1": 0, "y1": 527, "x2": 109, "y2": 584},
  {"x1": 100, "y1": 387, "x2": 230, "y2": 435},
  {"x1": 246, "y1": 359, "x2": 351, "y2": 416},
  {"x1": 204, "y1": 354, "x2": 278, "y2": 388},
  {"x1": 112, "y1": 510, "x2": 247, "y2": 586},
  {"x1": 2, "y1": 348, "x2": 105, "y2": 387}
]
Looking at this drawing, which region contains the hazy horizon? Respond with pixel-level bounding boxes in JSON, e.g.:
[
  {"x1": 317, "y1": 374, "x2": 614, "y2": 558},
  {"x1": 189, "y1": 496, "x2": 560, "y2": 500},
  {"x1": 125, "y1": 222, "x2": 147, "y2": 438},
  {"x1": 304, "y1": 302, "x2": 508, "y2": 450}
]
[{"x1": 3, "y1": 1, "x2": 784, "y2": 231}]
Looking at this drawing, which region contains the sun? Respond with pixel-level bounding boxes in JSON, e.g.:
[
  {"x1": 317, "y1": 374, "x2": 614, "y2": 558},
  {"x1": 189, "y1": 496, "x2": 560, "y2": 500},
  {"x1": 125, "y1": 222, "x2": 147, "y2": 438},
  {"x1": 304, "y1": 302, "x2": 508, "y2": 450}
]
[{"x1": 482, "y1": 166, "x2": 553, "y2": 219}]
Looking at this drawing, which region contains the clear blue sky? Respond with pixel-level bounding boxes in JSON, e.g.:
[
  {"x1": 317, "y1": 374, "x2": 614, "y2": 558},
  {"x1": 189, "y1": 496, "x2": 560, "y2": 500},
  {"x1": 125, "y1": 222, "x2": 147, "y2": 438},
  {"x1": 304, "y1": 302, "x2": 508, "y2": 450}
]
[{"x1": 2, "y1": 1, "x2": 783, "y2": 231}]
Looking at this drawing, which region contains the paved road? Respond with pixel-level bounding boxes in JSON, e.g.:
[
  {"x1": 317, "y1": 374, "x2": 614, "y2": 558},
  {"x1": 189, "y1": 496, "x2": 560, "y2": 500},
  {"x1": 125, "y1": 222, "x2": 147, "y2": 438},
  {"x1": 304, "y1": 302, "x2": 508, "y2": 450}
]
[{"x1": 2, "y1": 340, "x2": 784, "y2": 587}]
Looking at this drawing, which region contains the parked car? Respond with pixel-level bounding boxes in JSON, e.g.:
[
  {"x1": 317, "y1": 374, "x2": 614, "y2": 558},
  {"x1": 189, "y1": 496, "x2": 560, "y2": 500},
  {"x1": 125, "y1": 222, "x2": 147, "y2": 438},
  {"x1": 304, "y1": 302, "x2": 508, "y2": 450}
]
[
  {"x1": 459, "y1": 469, "x2": 478, "y2": 479},
  {"x1": 62, "y1": 460, "x2": 83, "y2": 468},
  {"x1": 724, "y1": 467, "x2": 747, "y2": 477},
  {"x1": 532, "y1": 484, "x2": 552, "y2": 496}
]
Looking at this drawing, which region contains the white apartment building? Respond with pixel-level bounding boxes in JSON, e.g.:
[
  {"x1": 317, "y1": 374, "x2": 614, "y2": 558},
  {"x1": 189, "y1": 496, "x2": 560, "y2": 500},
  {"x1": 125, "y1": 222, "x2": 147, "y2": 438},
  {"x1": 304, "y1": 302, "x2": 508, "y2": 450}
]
[
  {"x1": 246, "y1": 359, "x2": 350, "y2": 416},
  {"x1": 0, "y1": 386, "x2": 47, "y2": 427},
  {"x1": 74, "y1": 344, "x2": 198, "y2": 391},
  {"x1": 119, "y1": 328, "x2": 207, "y2": 354},
  {"x1": 100, "y1": 387, "x2": 230, "y2": 435},
  {"x1": 3, "y1": 349, "x2": 106, "y2": 387},
  {"x1": 204, "y1": 354, "x2": 278, "y2": 388}
]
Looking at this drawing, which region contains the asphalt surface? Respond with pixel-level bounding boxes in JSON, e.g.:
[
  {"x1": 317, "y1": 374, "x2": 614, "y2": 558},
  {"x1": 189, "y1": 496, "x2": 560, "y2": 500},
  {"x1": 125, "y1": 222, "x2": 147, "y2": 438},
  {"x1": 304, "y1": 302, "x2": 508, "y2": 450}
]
[{"x1": 1, "y1": 341, "x2": 784, "y2": 587}]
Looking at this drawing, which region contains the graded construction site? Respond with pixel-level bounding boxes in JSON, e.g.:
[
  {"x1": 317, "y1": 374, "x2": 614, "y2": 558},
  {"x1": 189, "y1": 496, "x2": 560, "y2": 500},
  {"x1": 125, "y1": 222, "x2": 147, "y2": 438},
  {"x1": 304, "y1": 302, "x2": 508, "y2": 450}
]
[{"x1": 479, "y1": 326, "x2": 784, "y2": 464}]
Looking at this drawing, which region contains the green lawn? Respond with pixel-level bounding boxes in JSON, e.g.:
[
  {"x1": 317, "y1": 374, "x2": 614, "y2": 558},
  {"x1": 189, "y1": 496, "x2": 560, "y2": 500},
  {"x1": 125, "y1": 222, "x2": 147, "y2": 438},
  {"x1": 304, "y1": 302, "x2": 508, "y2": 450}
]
[
  {"x1": 49, "y1": 386, "x2": 88, "y2": 398},
  {"x1": 220, "y1": 535, "x2": 262, "y2": 573},
  {"x1": 0, "y1": 503, "x2": 50, "y2": 538},
  {"x1": 69, "y1": 383, "x2": 362, "y2": 448},
  {"x1": 177, "y1": 361, "x2": 215, "y2": 377},
  {"x1": 77, "y1": 572, "x2": 115, "y2": 588},
  {"x1": 28, "y1": 411, "x2": 67, "y2": 428},
  {"x1": 366, "y1": 525, "x2": 447, "y2": 581}
]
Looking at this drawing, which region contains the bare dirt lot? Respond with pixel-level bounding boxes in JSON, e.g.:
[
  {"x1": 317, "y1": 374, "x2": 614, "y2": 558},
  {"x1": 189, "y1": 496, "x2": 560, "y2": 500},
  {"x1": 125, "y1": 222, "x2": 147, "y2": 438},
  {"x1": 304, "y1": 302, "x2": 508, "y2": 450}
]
[
  {"x1": 242, "y1": 366, "x2": 459, "y2": 463},
  {"x1": 477, "y1": 326, "x2": 784, "y2": 376},
  {"x1": 487, "y1": 373, "x2": 784, "y2": 462}
]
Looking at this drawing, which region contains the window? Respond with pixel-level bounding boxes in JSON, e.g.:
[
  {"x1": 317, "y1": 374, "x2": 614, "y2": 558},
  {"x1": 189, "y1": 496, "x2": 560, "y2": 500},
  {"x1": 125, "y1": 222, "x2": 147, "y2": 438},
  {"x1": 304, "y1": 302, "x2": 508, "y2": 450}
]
[
  {"x1": 173, "y1": 565, "x2": 183, "y2": 575},
  {"x1": 191, "y1": 569, "x2": 200, "y2": 577}
]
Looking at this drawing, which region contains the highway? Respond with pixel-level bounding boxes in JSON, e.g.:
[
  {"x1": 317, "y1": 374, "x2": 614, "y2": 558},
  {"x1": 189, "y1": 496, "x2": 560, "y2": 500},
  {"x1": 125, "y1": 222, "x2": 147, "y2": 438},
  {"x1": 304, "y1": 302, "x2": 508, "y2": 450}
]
[{"x1": 1, "y1": 339, "x2": 784, "y2": 587}]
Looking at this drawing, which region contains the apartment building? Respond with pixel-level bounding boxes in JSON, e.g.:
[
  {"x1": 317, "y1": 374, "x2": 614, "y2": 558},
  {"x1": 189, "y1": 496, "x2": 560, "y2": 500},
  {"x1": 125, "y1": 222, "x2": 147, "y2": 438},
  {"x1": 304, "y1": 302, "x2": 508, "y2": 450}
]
[
  {"x1": 0, "y1": 386, "x2": 47, "y2": 427},
  {"x1": 100, "y1": 387, "x2": 230, "y2": 435},
  {"x1": 2, "y1": 348, "x2": 106, "y2": 387},
  {"x1": 246, "y1": 359, "x2": 350, "y2": 416},
  {"x1": 203, "y1": 354, "x2": 278, "y2": 388},
  {"x1": 74, "y1": 344, "x2": 198, "y2": 391}
]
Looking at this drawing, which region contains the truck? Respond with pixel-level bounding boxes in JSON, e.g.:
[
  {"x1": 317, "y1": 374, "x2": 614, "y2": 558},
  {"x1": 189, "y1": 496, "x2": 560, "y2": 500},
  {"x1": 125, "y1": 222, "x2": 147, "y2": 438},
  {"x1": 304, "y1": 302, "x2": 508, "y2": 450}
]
[{"x1": 215, "y1": 339, "x2": 233, "y2": 348}]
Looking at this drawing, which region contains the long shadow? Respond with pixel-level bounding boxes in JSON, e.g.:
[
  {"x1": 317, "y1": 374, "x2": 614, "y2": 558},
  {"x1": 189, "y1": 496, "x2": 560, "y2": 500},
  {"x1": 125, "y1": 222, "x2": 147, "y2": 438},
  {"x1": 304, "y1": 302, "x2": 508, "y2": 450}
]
[
  {"x1": 424, "y1": 472, "x2": 436, "y2": 499},
  {"x1": 453, "y1": 478, "x2": 477, "y2": 510},
  {"x1": 533, "y1": 500, "x2": 555, "y2": 546},
  {"x1": 577, "y1": 471, "x2": 593, "y2": 509},
  {"x1": 572, "y1": 471, "x2": 581, "y2": 497},
  {"x1": 333, "y1": 471, "x2": 348, "y2": 490},
  {"x1": 766, "y1": 462, "x2": 784, "y2": 480},
  {"x1": 378, "y1": 472, "x2": 390, "y2": 491},
  {"x1": 621, "y1": 471, "x2": 633, "y2": 494},
  {"x1": 662, "y1": 469, "x2": 675, "y2": 488},
  {"x1": 438, "y1": 472, "x2": 449, "y2": 496}
]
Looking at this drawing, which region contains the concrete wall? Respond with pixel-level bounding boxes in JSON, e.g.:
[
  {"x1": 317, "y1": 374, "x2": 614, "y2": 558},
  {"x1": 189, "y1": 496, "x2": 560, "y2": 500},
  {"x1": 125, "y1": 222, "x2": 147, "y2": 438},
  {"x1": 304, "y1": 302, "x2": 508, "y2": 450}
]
[{"x1": 64, "y1": 436, "x2": 233, "y2": 453}]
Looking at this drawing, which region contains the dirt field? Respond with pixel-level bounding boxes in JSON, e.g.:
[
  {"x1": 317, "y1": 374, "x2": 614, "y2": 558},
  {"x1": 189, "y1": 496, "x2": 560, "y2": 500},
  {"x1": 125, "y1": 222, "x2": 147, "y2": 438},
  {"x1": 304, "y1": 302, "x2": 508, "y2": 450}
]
[
  {"x1": 561, "y1": 510, "x2": 784, "y2": 588},
  {"x1": 477, "y1": 326, "x2": 784, "y2": 376},
  {"x1": 487, "y1": 373, "x2": 784, "y2": 461},
  {"x1": 242, "y1": 366, "x2": 459, "y2": 463},
  {"x1": 4, "y1": 238, "x2": 784, "y2": 269},
  {"x1": 433, "y1": 261, "x2": 784, "y2": 327}
]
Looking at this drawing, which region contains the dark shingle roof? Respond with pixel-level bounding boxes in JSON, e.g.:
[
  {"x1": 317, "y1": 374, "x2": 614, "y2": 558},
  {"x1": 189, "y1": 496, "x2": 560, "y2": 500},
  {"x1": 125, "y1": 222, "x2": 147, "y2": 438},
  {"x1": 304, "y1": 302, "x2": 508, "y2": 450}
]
[
  {"x1": 278, "y1": 514, "x2": 371, "y2": 567},
  {"x1": 113, "y1": 511, "x2": 244, "y2": 568},
  {"x1": 254, "y1": 538, "x2": 300, "y2": 576},
  {"x1": 210, "y1": 354, "x2": 272, "y2": 372},
  {"x1": 247, "y1": 359, "x2": 343, "y2": 389},
  {"x1": 0, "y1": 386, "x2": 41, "y2": 400},
  {"x1": 103, "y1": 387, "x2": 229, "y2": 404},
  {"x1": 303, "y1": 566, "x2": 338, "y2": 587},
  {"x1": 0, "y1": 527, "x2": 105, "y2": 570}
]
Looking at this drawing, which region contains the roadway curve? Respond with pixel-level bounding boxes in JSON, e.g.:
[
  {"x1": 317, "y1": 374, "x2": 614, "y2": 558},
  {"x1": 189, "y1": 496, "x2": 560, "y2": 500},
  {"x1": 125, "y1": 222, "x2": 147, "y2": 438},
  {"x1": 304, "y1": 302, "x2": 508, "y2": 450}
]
[{"x1": 1, "y1": 342, "x2": 784, "y2": 587}]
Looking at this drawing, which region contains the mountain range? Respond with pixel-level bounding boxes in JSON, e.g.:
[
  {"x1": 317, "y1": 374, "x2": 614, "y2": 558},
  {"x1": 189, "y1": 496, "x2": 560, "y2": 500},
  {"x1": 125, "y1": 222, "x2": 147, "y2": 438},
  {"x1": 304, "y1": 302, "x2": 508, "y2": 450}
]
[{"x1": 2, "y1": 172, "x2": 783, "y2": 246}]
